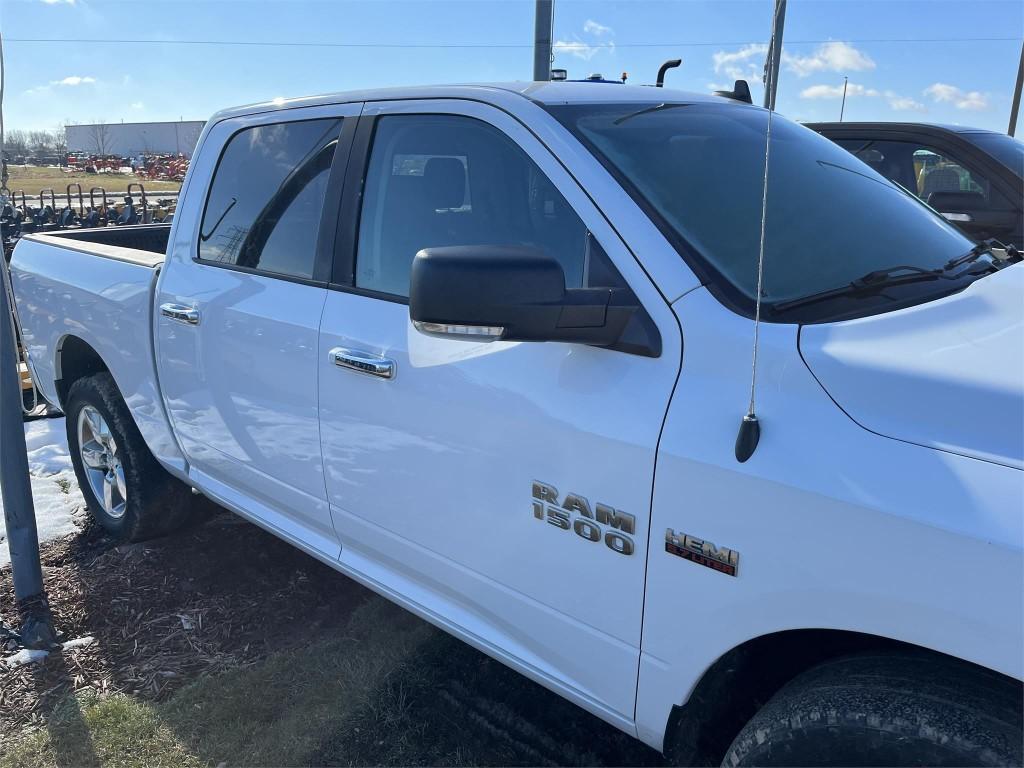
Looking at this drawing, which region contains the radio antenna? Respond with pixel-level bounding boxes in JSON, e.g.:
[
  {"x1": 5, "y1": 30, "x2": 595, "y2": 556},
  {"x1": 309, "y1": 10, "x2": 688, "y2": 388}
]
[{"x1": 735, "y1": 2, "x2": 781, "y2": 463}]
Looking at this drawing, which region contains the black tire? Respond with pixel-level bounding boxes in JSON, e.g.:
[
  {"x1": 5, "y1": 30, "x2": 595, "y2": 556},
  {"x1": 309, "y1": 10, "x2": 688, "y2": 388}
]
[
  {"x1": 723, "y1": 652, "x2": 1023, "y2": 767},
  {"x1": 65, "y1": 372, "x2": 197, "y2": 541}
]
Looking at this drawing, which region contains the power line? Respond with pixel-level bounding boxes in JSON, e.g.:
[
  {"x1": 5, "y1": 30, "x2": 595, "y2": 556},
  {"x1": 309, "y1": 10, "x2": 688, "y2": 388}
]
[{"x1": 3, "y1": 36, "x2": 1022, "y2": 49}]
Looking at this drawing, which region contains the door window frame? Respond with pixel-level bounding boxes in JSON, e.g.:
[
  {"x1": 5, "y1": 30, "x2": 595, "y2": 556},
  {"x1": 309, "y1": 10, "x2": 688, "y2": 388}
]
[{"x1": 186, "y1": 103, "x2": 362, "y2": 289}]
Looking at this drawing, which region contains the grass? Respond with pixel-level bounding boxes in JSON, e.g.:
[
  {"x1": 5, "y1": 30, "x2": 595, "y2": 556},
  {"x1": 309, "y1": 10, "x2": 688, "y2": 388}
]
[
  {"x1": 1, "y1": 600, "x2": 437, "y2": 768},
  {"x1": 6, "y1": 165, "x2": 181, "y2": 197},
  {"x1": 1, "y1": 517, "x2": 664, "y2": 767},
  {"x1": 1, "y1": 596, "x2": 662, "y2": 768},
  {"x1": 3, "y1": 694, "x2": 203, "y2": 768}
]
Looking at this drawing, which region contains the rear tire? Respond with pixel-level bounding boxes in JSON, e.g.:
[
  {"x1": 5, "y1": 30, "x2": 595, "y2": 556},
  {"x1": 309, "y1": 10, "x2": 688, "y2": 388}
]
[
  {"x1": 66, "y1": 372, "x2": 197, "y2": 542},
  {"x1": 722, "y1": 652, "x2": 1023, "y2": 767}
]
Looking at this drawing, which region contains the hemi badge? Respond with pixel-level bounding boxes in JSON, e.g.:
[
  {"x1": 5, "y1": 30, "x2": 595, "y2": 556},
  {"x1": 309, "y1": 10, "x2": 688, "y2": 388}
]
[{"x1": 665, "y1": 528, "x2": 739, "y2": 577}]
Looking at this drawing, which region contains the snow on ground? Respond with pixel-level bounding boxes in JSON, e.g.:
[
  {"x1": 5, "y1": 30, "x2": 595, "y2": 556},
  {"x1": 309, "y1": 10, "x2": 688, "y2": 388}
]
[{"x1": 0, "y1": 418, "x2": 86, "y2": 568}]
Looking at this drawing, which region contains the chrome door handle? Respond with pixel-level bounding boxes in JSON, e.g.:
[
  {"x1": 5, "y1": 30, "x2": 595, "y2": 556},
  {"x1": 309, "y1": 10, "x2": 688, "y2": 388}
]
[
  {"x1": 160, "y1": 303, "x2": 201, "y2": 325},
  {"x1": 330, "y1": 347, "x2": 395, "y2": 380}
]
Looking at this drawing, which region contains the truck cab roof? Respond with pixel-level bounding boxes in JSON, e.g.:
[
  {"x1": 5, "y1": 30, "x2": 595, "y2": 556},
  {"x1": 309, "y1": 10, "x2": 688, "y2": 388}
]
[{"x1": 209, "y1": 82, "x2": 745, "y2": 123}]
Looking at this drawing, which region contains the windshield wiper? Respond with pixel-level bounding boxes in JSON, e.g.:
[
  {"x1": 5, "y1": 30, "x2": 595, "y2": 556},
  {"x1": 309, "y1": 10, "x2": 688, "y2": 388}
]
[
  {"x1": 773, "y1": 252, "x2": 1008, "y2": 314},
  {"x1": 942, "y1": 239, "x2": 1018, "y2": 271},
  {"x1": 772, "y1": 264, "x2": 950, "y2": 312}
]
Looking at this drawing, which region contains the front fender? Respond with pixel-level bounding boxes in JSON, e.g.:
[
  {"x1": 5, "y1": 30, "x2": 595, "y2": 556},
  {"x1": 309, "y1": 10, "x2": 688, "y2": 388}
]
[{"x1": 635, "y1": 287, "x2": 1023, "y2": 749}]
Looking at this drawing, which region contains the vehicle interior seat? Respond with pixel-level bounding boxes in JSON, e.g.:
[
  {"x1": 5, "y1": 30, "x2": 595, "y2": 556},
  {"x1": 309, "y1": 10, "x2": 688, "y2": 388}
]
[
  {"x1": 921, "y1": 167, "x2": 962, "y2": 199},
  {"x1": 378, "y1": 156, "x2": 468, "y2": 291}
]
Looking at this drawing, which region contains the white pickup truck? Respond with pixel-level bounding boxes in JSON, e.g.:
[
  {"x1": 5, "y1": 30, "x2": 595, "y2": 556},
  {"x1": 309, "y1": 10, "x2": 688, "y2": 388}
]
[{"x1": 9, "y1": 83, "x2": 1023, "y2": 766}]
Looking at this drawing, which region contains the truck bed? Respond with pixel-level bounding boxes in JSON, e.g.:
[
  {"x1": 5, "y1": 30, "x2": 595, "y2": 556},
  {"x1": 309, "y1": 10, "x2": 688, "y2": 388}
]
[
  {"x1": 23, "y1": 224, "x2": 170, "y2": 266},
  {"x1": 9, "y1": 226, "x2": 187, "y2": 475}
]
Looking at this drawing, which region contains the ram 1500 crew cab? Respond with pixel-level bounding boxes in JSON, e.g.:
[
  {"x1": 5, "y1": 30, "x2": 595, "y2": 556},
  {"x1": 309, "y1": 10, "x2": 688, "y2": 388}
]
[{"x1": 10, "y1": 84, "x2": 1023, "y2": 766}]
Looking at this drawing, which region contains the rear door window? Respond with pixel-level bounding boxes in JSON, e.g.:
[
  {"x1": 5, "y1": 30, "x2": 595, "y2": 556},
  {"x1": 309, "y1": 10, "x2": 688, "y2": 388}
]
[{"x1": 198, "y1": 118, "x2": 343, "y2": 280}]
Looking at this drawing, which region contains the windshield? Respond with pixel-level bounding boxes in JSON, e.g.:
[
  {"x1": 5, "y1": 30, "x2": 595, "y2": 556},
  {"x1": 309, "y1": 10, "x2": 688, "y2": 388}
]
[
  {"x1": 964, "y1": 132, "x2": 1024, "y2": 178},
  {"x1": 547, "y1": 102, "x2": 977, "y2": 320}
]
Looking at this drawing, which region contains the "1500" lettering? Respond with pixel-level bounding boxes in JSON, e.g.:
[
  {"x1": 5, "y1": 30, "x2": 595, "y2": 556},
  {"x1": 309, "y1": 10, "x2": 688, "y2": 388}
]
[{"x1": 532, "y1": 481, "x2": 636, "y2": 556}]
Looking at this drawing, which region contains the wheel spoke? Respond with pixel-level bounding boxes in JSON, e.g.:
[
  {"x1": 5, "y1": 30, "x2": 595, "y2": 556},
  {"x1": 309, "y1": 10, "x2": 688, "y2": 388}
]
[
  {"x1": 84, "y1": 409, "x2": 104, "y2": 442},
  {"x1": 114, "y1": 464, "x2": 127, "y2": 502},
  {"x1": 80, "y1": 440, "x2": 108, "y2": 470},
  {"x1": 103, "y1": 470, "x2": 115, "y2": 512}
]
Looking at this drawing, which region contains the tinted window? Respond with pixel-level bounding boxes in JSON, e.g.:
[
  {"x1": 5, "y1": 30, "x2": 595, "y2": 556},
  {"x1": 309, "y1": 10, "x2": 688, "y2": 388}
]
[
  {"x1": 355, "y1": 114, "x2": 620, "y2": 298},
  {"x1": 549, "y1": 103, "x2": 974, "y2": 315},
  {"x1": 199, "y1": 118, "x2": 342, "y2": 280},
  {"x1": 834, "y1": 138, "x2": 1014, "y2": 209}
]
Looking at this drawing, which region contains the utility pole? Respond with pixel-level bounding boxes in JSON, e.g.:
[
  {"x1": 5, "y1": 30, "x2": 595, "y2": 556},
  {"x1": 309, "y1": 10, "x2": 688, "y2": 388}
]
[
  {"x1": 762, "y1": 0, "x2": 787, "y2": 110},
  {"x1": 0, "y1": 259, "x2": 54, "y2": 648},
  {"x1": 840, "y1": 76, "x2": 849, "y2": 122},
  {"x1": 0, "y1": 24, "x2": 55, "y2": 650},
  {"x1": 533, "y1": 0, "x2": 554, "y2": 82},
  {"x1": 1009, "y1": 40, "x2": 1023, "y2": 137}
]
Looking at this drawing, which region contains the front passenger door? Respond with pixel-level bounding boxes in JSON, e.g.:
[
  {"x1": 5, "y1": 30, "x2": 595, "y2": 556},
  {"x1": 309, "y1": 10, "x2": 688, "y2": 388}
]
[{"x1": 318, "y1": 101, "x2": 682, "y2": 721}]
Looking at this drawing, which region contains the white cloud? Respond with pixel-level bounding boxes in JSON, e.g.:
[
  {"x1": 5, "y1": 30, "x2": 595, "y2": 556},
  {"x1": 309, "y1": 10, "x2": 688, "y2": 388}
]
[
  {"x1": 24, "y1": 74, "x2": 96, "y2": 95},
  {"x1": 712, "y1": 43, "x2": 768, "y2": 81},
  {"x1": 783, "y1": 41, "x2": 875, "y2": 77},
  {"x1": 53, "y1": 75, "x2": 95, "y2": 86},
  {"x1": 924, "y1": 82, "x2": 989, "y2": 111},
  {"x1": 555, "y1": 19, "x2": 615, "y2": 62},
  {"x1": 583, "y1": 19, "x2": 612, "y2": 37},
  {"x1": 885, "y1": 91, "x2": 926, "y2": 112},
  {"x1": 800, "y1": 82, "x2": 878, "y2": 99},
  {"x1": 40, "y1": 0, "x2": 75, "y2": 4},
  {"x1": 554, "y1": 38, "x2": 615, "y2": 61},
  {"x1": 130, "y1": 101, "x2": 145, "y2": 110}
]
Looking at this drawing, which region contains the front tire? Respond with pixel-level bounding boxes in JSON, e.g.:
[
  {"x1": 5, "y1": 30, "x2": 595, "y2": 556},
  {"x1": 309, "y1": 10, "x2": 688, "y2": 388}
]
[
  {"x1": 722, "y1": 652, "x2": 1023, "y2": 767},
  {"x1": 66, "y1": 372, "x2": 196, "y2": 541}
]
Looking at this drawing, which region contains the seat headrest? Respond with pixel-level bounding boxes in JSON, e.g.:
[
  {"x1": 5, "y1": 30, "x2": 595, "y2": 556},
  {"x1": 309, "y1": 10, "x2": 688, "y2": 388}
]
[
  {"x1": 423, "y1": 157, "x2": 465, "y2": 210},
  {"x1": 922, "y1": 167, "x2": 962, "y2": 197}
]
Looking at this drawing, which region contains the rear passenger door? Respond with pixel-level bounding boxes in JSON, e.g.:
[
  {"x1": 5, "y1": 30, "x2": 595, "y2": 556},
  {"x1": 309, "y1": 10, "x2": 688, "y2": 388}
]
[
  {"x1": 157, "y1": 105, "x2": 360, "y2": 556},
  {"x1": 317, "y1": 100, "x2": 682, "y2": 723}
]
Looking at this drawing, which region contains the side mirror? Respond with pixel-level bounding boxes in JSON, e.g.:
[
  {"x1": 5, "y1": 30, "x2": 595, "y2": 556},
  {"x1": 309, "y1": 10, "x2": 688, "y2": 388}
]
[
  {"x1": 409, "y1": 245, "x2": 659, "y2": 356},
  {"x1": 928, "y1": 190, "x2": 985, "y2": 223}
]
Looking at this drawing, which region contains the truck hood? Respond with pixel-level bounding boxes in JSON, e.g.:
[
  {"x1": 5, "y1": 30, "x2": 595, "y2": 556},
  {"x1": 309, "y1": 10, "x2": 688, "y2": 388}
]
[{"x1": 799, "y1": 263, "x2": 1024, "y2": 469}]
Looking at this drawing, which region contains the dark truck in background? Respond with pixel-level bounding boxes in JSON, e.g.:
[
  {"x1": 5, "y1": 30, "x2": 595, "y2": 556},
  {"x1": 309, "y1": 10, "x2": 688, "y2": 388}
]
[{"x1": 810, "y1": 122, "x2": 1023, "y2": 248}]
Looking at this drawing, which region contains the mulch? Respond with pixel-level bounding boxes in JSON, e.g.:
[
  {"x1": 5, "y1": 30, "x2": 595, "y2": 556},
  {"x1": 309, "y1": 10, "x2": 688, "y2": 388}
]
[{"x1": 0, "y1": 510, "x2": 371, "y2": 740}]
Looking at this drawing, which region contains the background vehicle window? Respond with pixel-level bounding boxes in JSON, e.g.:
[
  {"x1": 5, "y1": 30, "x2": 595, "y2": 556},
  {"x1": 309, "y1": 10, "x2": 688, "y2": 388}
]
[
  {"x1": 199, "y1": 118, "x2": 342, "y2": 280},
  {"x1": 833, "y1": 139, "x2": 1010, "y2": 209},
  {"x1": 912, "y1": 147, "x2": 990, "y2": 201},
  {"x1": 355, "y1": 114, "x2": 619, "y2": 298}
]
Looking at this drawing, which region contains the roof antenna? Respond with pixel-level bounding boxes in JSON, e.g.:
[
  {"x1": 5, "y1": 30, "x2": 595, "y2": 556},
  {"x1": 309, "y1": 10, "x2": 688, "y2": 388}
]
[{"x1": 735, "y1": 3, "x2": 781, "y2": 463}]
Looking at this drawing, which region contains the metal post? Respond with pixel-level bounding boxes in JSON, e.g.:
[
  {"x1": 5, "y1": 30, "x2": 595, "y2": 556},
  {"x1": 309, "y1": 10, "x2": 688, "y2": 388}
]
[
  {"x1": 533, "y1": 0, "x2": 554, "y2": 82},
  {"x1": 1009, "y1": 40, "x2": 1023, "y2": 137},
  {"x1": 762, "y1": 0, "x2": 787, "y2": 110},
  {"x1": 0, "y1": 257, "x2": 55, "y2": 648},
  {"x1": 840, "y1": 76, "x2": 849, "y2": 121}
]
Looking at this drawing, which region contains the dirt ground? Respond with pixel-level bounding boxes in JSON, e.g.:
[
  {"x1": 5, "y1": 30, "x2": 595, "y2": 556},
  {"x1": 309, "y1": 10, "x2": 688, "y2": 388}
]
[
  {"x1": 6, "y1": 165, "x2": 181, "y2": 197},
  {"x1": 0, "y1": 510, "x2": 666, "y2": 767}
]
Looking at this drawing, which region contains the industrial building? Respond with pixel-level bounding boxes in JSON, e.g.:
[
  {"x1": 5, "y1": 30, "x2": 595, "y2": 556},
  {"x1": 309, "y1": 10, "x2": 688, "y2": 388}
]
[{"x1": 66, "y1": 119, "x2": 205, "y2": 158}]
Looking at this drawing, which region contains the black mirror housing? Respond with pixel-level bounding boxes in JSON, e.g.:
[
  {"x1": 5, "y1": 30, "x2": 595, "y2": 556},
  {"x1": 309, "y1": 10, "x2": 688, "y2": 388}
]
[
  {"x1": 927, "y1": 190, "x2": 986, "y2": 213},
  {"x1": 409, "y1": 245, "x2": 659, "y2": 356}
]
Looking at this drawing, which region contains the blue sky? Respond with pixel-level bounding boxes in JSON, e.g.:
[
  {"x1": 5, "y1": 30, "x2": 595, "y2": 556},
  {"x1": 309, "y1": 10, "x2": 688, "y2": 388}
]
[{"x1": 2, "y1": 0, "x2": 1022, "y2": 131}]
